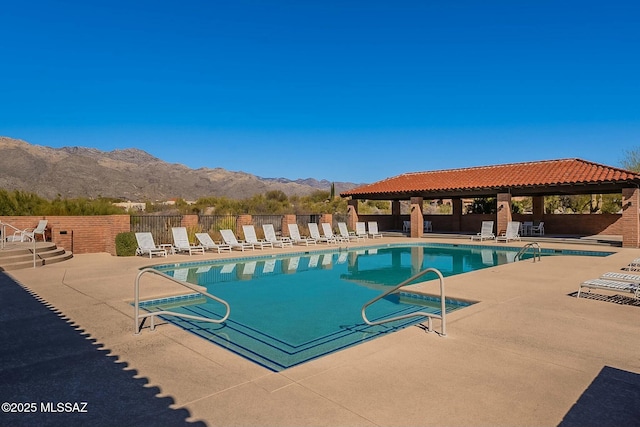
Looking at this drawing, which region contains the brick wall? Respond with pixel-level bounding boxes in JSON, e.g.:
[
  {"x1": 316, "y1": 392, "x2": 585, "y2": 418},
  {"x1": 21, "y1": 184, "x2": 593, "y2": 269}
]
[{"x1": 1, "y1": 215, "x2": 130, "y2": 255}]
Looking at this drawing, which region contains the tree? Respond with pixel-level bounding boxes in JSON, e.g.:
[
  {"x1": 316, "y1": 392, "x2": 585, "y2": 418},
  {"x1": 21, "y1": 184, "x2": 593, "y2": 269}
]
[{"x1": 621, "y1": 148, "x2": 640, "y2": 172}]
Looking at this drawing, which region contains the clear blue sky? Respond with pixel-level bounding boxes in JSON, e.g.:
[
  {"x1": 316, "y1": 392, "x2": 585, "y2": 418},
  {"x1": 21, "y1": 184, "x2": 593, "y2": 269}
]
[{"x1": 1, "y1": 1, "x2": 639, "y2": 183}]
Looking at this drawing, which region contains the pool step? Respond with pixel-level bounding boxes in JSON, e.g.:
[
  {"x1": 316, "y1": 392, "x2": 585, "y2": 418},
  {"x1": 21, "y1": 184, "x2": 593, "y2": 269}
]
[{"x1": 0, "y1": 242, "x2": 73, "y2": 271}]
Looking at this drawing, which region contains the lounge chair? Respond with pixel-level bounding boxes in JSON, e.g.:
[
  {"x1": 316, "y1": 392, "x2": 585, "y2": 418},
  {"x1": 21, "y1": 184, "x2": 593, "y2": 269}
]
[
  {"x1": 287, "y1": 223, "x2": 316, "y2": 246},
  {"x1": 577, "y1": 271, "x2": 640, "y2": 299},
  {"x1": 355, "y1": 222, "x2": 369, "y2": 239},
  {"x1": 367, "y1": 221, "x2": 383, "y2": 239},
  {"x1": 530, "y1": 221, "x2": 545, "y2": 236},
  {"x1": 623, "y1": 258, "x2": 640, "y2": 272},
  {"x1": 262, "y1": 224, "x2": 293, "y2": 248},
  {"x1": 321, "y1": 223, "x2": 346, "y2": 243},
  {"x1": 220, "y1": 229, "x2": 255, "y2": 251},
  {"x1": 309, "y1": 223, "x2": 334, "y2": 244},
  {"x1": 171, "y1": 227, "x2": 205, "y2": 255},
  {"x1": 471, "y1": 221, "x2": 495, "y2": 241},
  {"x1": 496, "y1": 221, "x2": 521, "y2": 242},
  {"x1": 135, "y1": 232, "x2": 167, "y2": 258},
  {"x1": 338, "y1": 222, "x2": 363, "y2": 242},
  {"x1": 17, "y1": 219, "x2": 48, "y2": 242},
  {"x1": 195, "y1": 232, "x2": 232, "y2": 253},
  {"x1": 242, "y1": 225, "x2": 273, "y2": 250}
]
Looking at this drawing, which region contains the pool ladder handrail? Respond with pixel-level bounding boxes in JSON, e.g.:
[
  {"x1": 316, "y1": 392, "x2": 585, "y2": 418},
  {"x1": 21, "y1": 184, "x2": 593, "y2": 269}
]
[
  {"x1": 134, "y1": 267, "x2": 230, "y2": 335},
  {"x1": 515, "y1": 242, "x2": 541, "y2": 262},
  {"x1": 361, "y1": 267, "x2": 446, "y2": 337}
]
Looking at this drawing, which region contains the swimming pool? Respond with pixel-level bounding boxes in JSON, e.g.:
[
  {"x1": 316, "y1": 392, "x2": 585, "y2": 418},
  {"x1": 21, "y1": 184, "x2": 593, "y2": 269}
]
[{"x1": 141, "y1": 243, "x2": 612, "y2": 371}]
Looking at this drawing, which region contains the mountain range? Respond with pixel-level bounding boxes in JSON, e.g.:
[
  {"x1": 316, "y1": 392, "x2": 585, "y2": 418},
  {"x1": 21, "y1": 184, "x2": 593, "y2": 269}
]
[{"x1": 0, "y1": 137, "x2": 361, "y2": 201}]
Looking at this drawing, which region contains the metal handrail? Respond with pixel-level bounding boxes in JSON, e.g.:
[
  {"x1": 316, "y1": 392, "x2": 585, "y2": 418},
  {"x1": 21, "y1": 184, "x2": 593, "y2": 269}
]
[
  {"x1": 361, "y1": 267, "x2": 446, "y2": 337},
  {"x1": 0, "y1": 221, "x2": 22, "y2": 250},
  {"x1": 134, "y1": 267, "x2": 230, "y2": 335},
  {"x1": 515, "y1": 242, "x2": 541, "y2": 262}
]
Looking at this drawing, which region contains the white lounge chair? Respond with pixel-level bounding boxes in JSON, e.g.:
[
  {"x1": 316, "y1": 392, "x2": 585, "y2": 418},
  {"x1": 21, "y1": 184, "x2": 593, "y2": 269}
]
[
  {"x1": 309, "y1": 223, "x2": 334, "y2": 244},
  {"x1": 195, "y1": 233, "x2": 232, "y2": 253},
  {"x1": 496, "y1": 221, "x2": 521, "y2": 242},
  {"x1": 242, "y1": 225, "x2": 273, "y2": 250},
  {"x1": 262, "y1": 224, "x2": 293, "y2": 248},
  {"x1": 321, "y1": 223, "x2": 345, "y2": 243},
  {"x1": 471, "y1": 221, "x2": 495, "y2": 241},
  {"x1": 220, "y1": 229, "x2": 255, "y2": 251},
  {"x1": 17, "y1": 219, "x2": 48, "y2": 242},
  {"x1": 287, "y1": 223, "x2": 316, "y2": 246},
  {"x1": 355, "y1": 222, "x2": 369, "y2": 239},
  {"x1": 338, "y1": 222, "x2": 362, "y2": 242},
  {"x1": 578, "y1": 272, "x2": 640, "y2": 299},
  {"x1": 172, "y1": 227, "x2": 205, "y2": 255},
  {"x1": 135, "y1": 232, "x2": 167, "y2": 258},
  {"x1": 367, "y1": 221, "x2": 383, "y2": 239}
]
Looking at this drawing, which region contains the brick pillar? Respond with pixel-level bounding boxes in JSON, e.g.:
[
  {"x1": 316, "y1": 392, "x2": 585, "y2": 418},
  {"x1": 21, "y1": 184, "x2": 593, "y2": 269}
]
[
  {"x1": 497, "y1": 193, "x2": 512, "y2": 236},
  {"x1": 347, "y1": 199, "x2": 359, "y2": 231},
  {"x1": 622, "y1": 187, "x2": 640, "y2": 248},
  {"x1": 237, "y1": 214, "x2": 252, "y2": 237},
  {"x1": 282, "y1": 215, "x2": 296, "y2": 237},
  {"x1": 392, "y1": 200, "x2": 401, "y2": 230},
  {"x1": 452, "y1": 197, "x2": 462, "y2": 232},
  {"x1": 181, "y1": 214, "x2": 199, "y2": 229},
  {"x1": 410, "y1": 197, "x2": 424, "y2": 238},
  {"x1": 320, "y1": 213, "x2": 332, "y2": 226}
]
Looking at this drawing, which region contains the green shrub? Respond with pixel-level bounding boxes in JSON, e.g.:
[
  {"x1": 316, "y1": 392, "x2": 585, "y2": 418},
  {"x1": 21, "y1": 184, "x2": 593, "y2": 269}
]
[{"x1": 115, "y1": 232, "x2": 137, "y2": 256}]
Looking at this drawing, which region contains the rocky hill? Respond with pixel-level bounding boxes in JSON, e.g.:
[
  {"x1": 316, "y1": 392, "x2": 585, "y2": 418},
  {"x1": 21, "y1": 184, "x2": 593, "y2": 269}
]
[{"x1": 0, "y1": 137, "x2": 360, "y2": 201}]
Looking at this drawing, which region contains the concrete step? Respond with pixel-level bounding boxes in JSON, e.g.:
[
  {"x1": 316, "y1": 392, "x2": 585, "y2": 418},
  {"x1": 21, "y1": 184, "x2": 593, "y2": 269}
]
[{"x1": 0, "y1": 242, "x2": 73, "y2": 271}]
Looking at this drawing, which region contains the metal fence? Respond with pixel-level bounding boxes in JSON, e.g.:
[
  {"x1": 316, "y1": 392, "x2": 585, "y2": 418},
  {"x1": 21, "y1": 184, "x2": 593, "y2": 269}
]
[
  {"x1": 130, "y1": 215, "x2": 182, "y2": 245},
  {"x1": 198, "y1": 215, "x2": 238, "y2": 233},
  {"x1": 251, "y1": 215, "x2": 284, "y2": 234}
]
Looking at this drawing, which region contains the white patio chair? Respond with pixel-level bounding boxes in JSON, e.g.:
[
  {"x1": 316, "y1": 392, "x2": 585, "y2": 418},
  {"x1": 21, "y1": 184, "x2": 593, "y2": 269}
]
[
  {"x1": 195, "y1": 232, "x2": 232, "y2": 253},
  {"x1": 220, "y1": 229, "x2": 255, "y2": 251},
  {"x1": 17, "y1": 219, "x2": 48, "y2": 242},
  {"x1": 496, "y1": 221, "x2": 521, "y2": 243},
  {"x1": 262, "y1": 224, "x2": 293, "y2": 248},
  {"x1": 530, "y1": 221, "x2": 545, "y2": 236},
  {"x1": 171, "y1": 227, "x2": 205, "y2": 255},
  {"x1": 355, "y1": 222, "x2": 369, "y2": 239},
  {"x1": 287, "y1": 223, "x2": 316, "y2": 246},
  {"x1": 367, "y1": 221, "x2": 383, "y2": 239},
  {"x1": 309, "y1": 222, "x2": 334, "y2": 244},
  {"x1": 471, "y1": 221, "x2": 495, "y2": 241},
  {"x1": 135, "y1": 232, "x2": 167, "y2": 258},
  {"x1": 242, "y1": 225, "x2": 273, "y2": 250},
  {"x1": 338, "y1": 222, "x2": 362, "y2": 242}
]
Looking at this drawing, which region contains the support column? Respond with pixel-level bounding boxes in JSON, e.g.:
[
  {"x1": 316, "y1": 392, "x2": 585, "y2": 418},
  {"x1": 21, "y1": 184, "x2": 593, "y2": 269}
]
[
  {"x1": 392, "y1": 200, "x2": 401, "y2": 230},
  {"x1": 532, "y1": 196, "x2": 545, "y2": 220},
  {"x1": 497, "y1": 193, "x2": 512, "y2": 236},
  {"x1": 320, "y1": 213, "x2": 332, "y2": 227},
  {"x1": 622, "y1": 188, "x2": 640, "y2": 248},
  {"x1": 451, "y1": 198, "x2": 462, "y2": 232},
  {"x1": 410, "y1": 197, "x2": 424, "y2": 238},
  {"x1": 347, "y1": 199, "x2": 359, "y2": 231}
]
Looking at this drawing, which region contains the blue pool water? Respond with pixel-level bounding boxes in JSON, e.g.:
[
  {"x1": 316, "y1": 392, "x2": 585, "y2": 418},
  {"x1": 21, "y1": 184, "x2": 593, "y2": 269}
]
[{"x1": 142, "y1": 244, "x2": 612, "y2": 371}]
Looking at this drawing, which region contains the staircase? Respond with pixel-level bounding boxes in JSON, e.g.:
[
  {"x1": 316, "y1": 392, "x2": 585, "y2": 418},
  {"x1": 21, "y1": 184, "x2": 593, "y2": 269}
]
[{"x1": 0, "y1": 242, "x2": 73, "y2": 271}]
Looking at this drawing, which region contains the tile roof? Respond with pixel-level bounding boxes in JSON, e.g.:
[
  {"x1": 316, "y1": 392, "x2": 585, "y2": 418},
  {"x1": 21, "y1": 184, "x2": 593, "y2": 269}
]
[{"x1": 341, "y1": 159, "x2": 640, "y2": 198}]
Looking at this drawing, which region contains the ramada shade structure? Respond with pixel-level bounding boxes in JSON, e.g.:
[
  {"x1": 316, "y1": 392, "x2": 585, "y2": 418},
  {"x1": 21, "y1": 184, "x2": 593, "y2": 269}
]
[{"x1": 341, "y1": 159, "x2": 640, "y2": 200}]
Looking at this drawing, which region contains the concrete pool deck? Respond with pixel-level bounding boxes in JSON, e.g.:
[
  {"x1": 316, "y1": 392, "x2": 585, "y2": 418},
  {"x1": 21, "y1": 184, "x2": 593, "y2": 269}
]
[{"x1": 4, "y1": 236, "x2": 640, "y2": 426}]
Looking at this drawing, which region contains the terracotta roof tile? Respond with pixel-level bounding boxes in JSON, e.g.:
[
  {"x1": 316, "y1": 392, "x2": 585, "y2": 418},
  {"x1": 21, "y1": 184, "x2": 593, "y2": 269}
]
[{"x1": 341, "y1": 159, "x2": 640, "y2": 198}]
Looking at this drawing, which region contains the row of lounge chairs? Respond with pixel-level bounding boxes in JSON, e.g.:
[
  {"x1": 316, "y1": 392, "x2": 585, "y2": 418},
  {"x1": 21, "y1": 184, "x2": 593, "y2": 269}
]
[
  {"x1": 470, "y1": 221, "x2": 543, "y2": 243},
  {"x1": 135, "y1": 221, "x2": 386, "y2": 258},
  {"x1": 577, "y1": 260, "x2": 640, "y2": 301}
]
